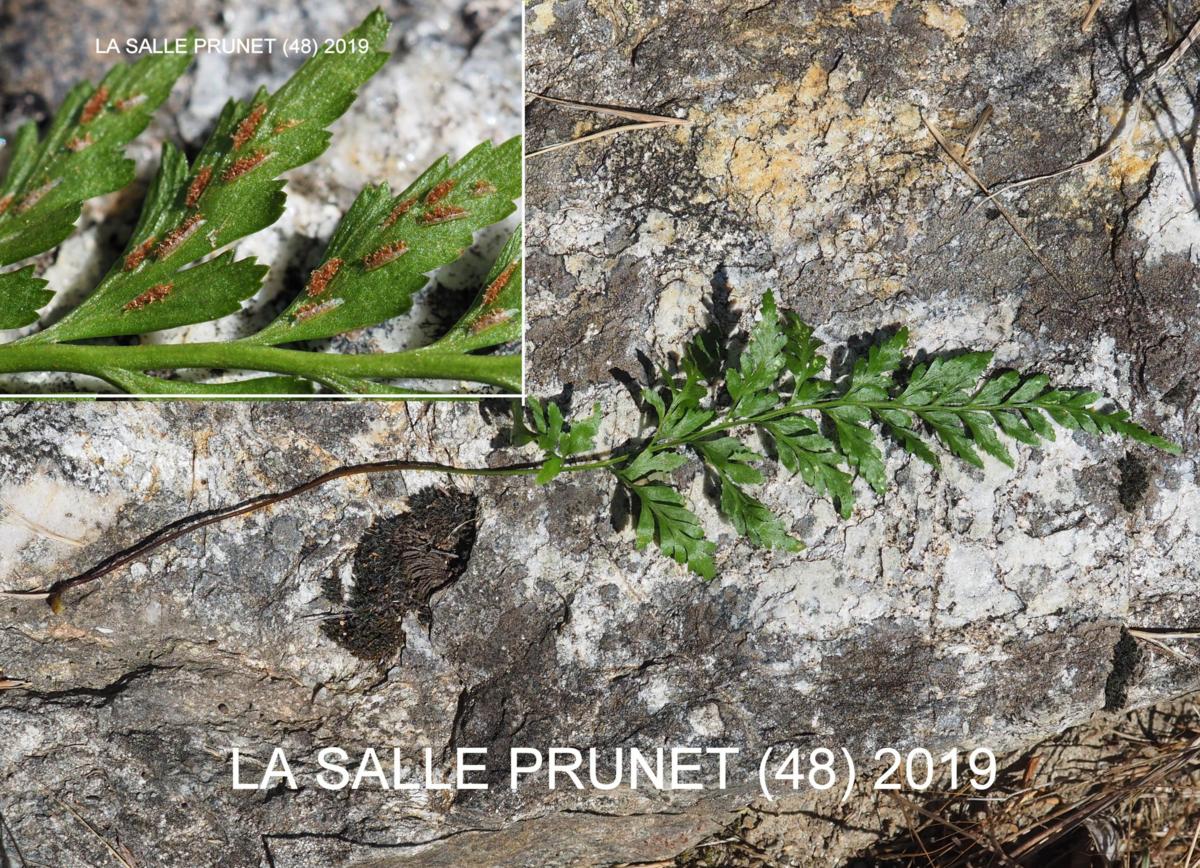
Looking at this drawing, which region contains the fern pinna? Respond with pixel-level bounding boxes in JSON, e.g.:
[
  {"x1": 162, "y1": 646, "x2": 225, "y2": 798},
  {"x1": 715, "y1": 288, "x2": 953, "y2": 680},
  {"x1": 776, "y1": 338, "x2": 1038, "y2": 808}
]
[{"x1": 0, "y1": 10, "x2": 522, "y2": 397}]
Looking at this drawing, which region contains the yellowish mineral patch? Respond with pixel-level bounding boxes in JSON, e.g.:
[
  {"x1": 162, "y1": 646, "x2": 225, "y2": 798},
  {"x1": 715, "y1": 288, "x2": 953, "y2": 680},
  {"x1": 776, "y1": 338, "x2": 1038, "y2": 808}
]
[
  {"x1": 1107, "y1": 146, "x2": 1156, "y2": 186},
  {"x1": 529, "y1": 0, "x2": 557, "y2": 34},
  {"x1": 694, "y1": 61, "x2": 926, "y2": 297},
  {"x1": 1102, "y1": 117, "x2": 1158, "y2": 187},
  {"x1": 825, "y1": 0, "x2": 899, "y2": 25},
  {"x1": 923, "y1": 3, "x2": 969, "y2": 37}
]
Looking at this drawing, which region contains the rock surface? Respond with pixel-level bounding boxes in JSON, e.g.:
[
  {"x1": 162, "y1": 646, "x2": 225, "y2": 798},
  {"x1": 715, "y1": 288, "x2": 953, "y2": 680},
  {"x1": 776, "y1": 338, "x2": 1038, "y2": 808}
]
[
  {"x1": 519, "y1": 0, "x2": 1199, "y2": 862},
  {"x1": 2, "y1": 1, "x2": 1199, "y2": 867}
]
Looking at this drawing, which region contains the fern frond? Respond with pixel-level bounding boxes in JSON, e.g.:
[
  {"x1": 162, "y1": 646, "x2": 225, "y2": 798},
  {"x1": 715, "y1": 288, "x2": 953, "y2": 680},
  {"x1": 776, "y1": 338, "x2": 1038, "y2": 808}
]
[
  {"x1": 248, "y1": 140, "x2": 520, "y2": 345},
  {"x1": 521, "y1": 290, "x2": 1181, "y2": 577},
  {"x1": 25, "y1": 290, "x2": 1182, "y2": 607},
  {"x1": 28, "y1": 13, "x2": 389, "y2": 344},
  {"x1": 0, "y1": 41, "x2": 195, "y2": 327}
]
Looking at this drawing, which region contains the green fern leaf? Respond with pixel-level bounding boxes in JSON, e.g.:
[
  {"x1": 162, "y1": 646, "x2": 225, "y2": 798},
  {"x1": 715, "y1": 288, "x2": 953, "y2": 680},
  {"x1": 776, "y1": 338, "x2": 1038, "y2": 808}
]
[
  {"x1": 716, "y1": 479, "x2": 802, "y2": 552},
  {"x1": 646, "y1": 364, "x2": 713, "y2": 442},
  {"x1": 761, "y1": 415, "x2": 856, "y2": 517},
  {"x1": 436, "y1": 226, "x2": 523, "y2": 352},
  {"x1": 249, "y1": 138, "x2": 520, "y2": 345},
  {"x1": 525, "y1": 398, "x2": 601, "y2": 483},
  {"x1": 0, "y1": 11, "x2": 523, "y2": 396},
  {"x1": 0, "y1": 268, "x2": 54, "y2": 330},
  {"x1": 691, "y1": 437, "x2": 801, "y2": 552},
  {"x1": 0, "y1": 40, "x2": 195, "y2": 267},
  {"x1": 781, "y1": 312, "x2": 831, "y2": 400},
  {"x1": 623, "y1": 450, "x2": 688, "y2": 481},
  {"x1": 628, "y1": 482, "x2": 717, "y2": 579},
  {"x1": 29, "y1": 13, "x2": 388, "y2": 344},
  {"x1": 827, "y1": 407, "x2": 890, "y2": 493},
  {"x1": 727, "y1": 290, "x2": 786, "y2": 416},
  {"x1": 843, "y1": 327, "x2": 907, "y2": 400}
]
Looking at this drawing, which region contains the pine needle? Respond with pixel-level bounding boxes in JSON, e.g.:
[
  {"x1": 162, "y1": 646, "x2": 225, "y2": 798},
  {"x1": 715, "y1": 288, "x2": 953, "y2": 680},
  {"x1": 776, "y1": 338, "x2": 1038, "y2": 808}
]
[
  {"x1": 527, "y1": 92, "x2": 689, "y2": 125},
  {"x1": 923, "y1": 113, "x2": 1070, "y2": 292},
  {"x1": 960, "y1": 105, "x2": 993, "y2": 160},
  {"x1": 53, "y1": 797, "x2": 137, "y2": 868},
  {"x1": 528, "y1": 121, "x2": 680, "y2": 157},
  {"x1": 526, "y1": 91, "x2": 689, "y2": 158},
  {"x1": 979, "y1": 14, "x2": 1200, "y2": 204}
]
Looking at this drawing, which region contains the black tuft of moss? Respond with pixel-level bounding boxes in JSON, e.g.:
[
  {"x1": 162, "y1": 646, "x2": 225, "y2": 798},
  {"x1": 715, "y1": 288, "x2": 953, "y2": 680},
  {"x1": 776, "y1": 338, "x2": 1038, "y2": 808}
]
[
  {"x1": 1104, "y1": 630, "x2": 1143, "y2": 711},
  {"x1": 322, "y1": 487, "x2": 478, "y2": 661},
  {"x1": 1117, "y1": 453, "x2": 1150, "y2": 513}
]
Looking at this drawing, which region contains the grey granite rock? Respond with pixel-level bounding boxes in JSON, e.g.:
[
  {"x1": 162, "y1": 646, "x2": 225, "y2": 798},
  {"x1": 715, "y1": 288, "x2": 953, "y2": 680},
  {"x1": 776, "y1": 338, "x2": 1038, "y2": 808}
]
[{"x1": 2, "y1": 0, "x2": 1199, "y2": 866}]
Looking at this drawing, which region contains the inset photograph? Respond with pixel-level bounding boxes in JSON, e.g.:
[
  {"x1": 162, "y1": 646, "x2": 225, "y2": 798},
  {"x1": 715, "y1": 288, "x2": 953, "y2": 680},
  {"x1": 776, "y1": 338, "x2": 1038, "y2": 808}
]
[{"x1": 0, "y1": 1, "x2": 521, "y2": 397}]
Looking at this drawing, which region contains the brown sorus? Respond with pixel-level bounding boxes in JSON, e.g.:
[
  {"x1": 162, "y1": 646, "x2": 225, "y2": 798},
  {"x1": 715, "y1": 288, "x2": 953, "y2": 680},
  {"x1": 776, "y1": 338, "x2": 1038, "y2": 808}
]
[
  {"x1": 123, "y1": 283, "x2": 174, "y2": 311},
  {"x1": 115, "y1": 94, "x2": 146, "y2": 112},
  {"x1": 424, "y1": 178, "x2": 457, "y2": 205},
  {"x1": 67, "y1": 133, "x2": 94, "y2": 153},
  {"x1": 232, "y1": 103, "x2": 267, "y2": 149},
  {"x1": 482, "y1": 262, "x2": 517, "y2": 306},
  {"x1": 15, "y1": 180, "x2": 55, "y2": 214},
  {"x1": 382, "y1": 197, "x2": 417, "y2": 229},
  {"x1": 306, "y1": 258, "x2": 344, "y2": 297},
  {"x1": 81, "y1": 86, "x2": 109, "y2": 124},
  {"x1": 471, "y1": 179, "x2": 496, "y2": 197},
  {"x1": 419, "y1": 204, "x2": 468, "y2": 225},
  {"x1": 186, "y1": 166, "x2": 213, "y2": 208},
  {"x1": 273, "y1": 119, "x2": 301, "y2": 134},
  {"x1": 221, "y1": 149, "x2": 269, "y2": 182},
  {"x1": 294, "y1": 298, "x2": 342, "y2": 321},
  {"x1": 0, "y1": 195, "x2": 11, "y2": 217},
  {"x1": 363, "y1": 241, "x2": 409, "y2": 272},
  {"x1": 153, "y1": 213, "x2": 204, "y2": 259},
  {"x1": 470, "y1": 308, "x2": 512, "y2": 334},
  {"x1": 123, "y1": 236, "x2": 157, "y2": 271}
]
